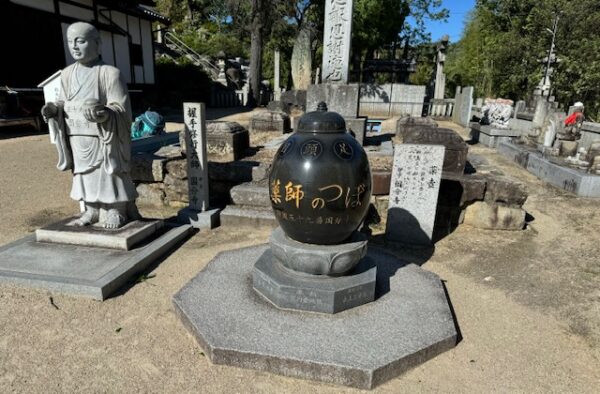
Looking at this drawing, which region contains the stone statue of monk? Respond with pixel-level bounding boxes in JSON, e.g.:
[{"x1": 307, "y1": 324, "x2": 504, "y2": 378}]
[{"x1": 41, "y1": 22, "x2": 139, "y2": 229}]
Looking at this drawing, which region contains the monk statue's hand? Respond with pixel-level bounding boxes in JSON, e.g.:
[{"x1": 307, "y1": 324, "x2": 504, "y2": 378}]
[
  {"x1": 41, "y1": 102, "x2": 58, "y2": 122},
  {"x1": 83, "y1": 105, "x2": 110, "y2": 123}
]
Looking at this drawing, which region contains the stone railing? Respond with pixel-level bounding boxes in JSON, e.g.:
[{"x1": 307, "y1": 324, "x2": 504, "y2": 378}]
[
  {"x1": 210, "y1": 88, "x2": 248, "y2": 107},
  {"x1": 358, "y1": 99, "x2": 455, "y2": 119}
]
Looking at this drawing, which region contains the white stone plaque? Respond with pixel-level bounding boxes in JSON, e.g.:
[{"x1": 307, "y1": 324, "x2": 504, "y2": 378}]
[
  {"x1": 386, "y1": 144, "x2": 445, "y2": 245},
  {"x1": 322, "y1": 0, "x2": 353, "y2": 84},
  {"x1": 183, "y1": 102, "x2": 210, "y2": 212}
]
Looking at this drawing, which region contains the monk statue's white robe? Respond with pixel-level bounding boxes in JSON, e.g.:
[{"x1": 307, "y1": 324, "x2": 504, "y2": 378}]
[{"x1": 51, "y1": 61, "x2": 137, "y2": 204}]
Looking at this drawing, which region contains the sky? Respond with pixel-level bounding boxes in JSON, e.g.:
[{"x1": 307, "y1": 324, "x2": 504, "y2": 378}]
[{"x1": 419, "y1": 0, "x2": 476, "y2": 43}]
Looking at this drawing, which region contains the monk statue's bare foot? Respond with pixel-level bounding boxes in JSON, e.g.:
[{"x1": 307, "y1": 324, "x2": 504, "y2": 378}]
[
  {"x1": 73, "y1": 207, "x2": 99, "y2": 226},
  {"x1": 104, "y1": 209, "x2": 126, "y2": 229}
]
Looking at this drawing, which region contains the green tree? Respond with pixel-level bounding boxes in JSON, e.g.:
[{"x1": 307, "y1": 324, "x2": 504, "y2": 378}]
[
  {"x1": 446, "y1": 0, "x2": 600, "y2": 120},
  {"x1": 350, "y1": 0, "x2": 448, "y2": 82}
]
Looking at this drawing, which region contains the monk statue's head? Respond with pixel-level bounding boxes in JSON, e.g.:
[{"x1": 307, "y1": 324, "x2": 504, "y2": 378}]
[{"x1": 67, "y1": 22, "x2": 101, "y2": 65}]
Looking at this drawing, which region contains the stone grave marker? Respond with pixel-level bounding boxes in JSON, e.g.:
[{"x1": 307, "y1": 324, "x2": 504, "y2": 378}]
[
  {"x1": 177, "y1": 102, "x2": 220, "y2": 228},
  {"x1": 386, "y1": 144, "x2": 445, "y2": 245}
]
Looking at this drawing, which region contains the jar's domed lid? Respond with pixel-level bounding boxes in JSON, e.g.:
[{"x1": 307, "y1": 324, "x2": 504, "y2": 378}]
[{"x1": 297, "y1": 102, "x2": 346, "y2": 133}]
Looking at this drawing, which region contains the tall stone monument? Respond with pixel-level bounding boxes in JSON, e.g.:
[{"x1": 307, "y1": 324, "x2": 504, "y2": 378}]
[
  {"x1": 431, "y1": 35, "x2": 449, "y2": 116},
  {"x1": 307, "y1": 0, "x2": 366, "y2": 144},
  {"x1": 322, "y1": 0, "x2": 353, "y2": 84},
  {"x1": 291, "y1": 26, "x2": 313, "y2": 90},
  {"x1": 452, "y1": 86, "x2": 474, "y2": 127},
  {"x1": 273, "y1": 49, "x2": 281, "y2": 101},
  {"x1": 433, "y1": 35, "x2": 449, "y2": 100}
]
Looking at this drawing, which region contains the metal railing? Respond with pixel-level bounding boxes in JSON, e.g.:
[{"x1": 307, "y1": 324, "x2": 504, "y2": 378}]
[{"x1": 163, "y1": 31, "x2": 221, "y2": 80}]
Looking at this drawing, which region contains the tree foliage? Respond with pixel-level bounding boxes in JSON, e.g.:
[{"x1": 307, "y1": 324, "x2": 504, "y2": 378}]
[
  {"x1": 446, "y1": 0, "x2": 600, "y2": 120},
  {"x1": 154, "y1": 0, "x2": 448, "y2": 99}
]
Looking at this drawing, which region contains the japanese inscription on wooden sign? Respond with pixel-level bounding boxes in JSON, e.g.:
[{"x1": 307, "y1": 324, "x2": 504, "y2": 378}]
[
  {"x1": 183, "y1": 102, "x2": 210, "y2": 212},
  {"x1": 385, "y1": 144, "x2": 445, "y2": 245},
  {"x1": 322, "y1": 0, "x2": 353, "y2": 84}
]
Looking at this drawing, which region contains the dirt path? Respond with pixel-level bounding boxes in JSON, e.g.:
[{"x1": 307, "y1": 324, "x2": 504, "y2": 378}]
[{"x1": 0, "y1": 126, "x2": 599, "y2": 393}]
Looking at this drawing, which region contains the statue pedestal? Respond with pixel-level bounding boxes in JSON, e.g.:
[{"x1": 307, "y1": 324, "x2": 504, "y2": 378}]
[
  {"x1": 35, "y1": 218, "x2": 163, "y2": 251},
  {"x1": 0, "y1": 220, "x2": 192, "y2": 300}
]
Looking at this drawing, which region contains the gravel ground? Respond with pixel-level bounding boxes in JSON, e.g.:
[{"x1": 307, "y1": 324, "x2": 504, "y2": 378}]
[{"x1": 0, "y1": 121, "x2": 598, "y2": 393}]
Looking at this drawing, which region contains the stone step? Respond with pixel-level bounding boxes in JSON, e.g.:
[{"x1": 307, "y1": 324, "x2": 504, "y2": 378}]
[
  {"x1": 220, "y1": 205, "x2": 276, "y2": 228},
  {"x1": 230, "y1": 181, "x2": 271, "y2": 208}
]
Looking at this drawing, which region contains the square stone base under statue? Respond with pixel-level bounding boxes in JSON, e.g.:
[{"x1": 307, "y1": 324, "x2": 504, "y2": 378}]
[
  {"x1": 35, "y1": 218, "x2": 163, "y2": 251},
  {"x1": 173, "y1": 244, "x2": 458, "y2": 389},
  {"x1": 0, "y1": 218, "x2": 192, "y2": 300}
]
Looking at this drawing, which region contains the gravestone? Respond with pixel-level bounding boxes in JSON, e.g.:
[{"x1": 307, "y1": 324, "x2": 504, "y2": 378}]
[
  {"x1": 433, "y1": 36, "x2": 448, "y2": 101},
  {"x1": 291, "y1": 26, "x2": 313, "y2": 90},
  {"x1": 322, "y1": 0, "x2": 354, "y2": 84},
  {"x1": 452, "y1": 86, "x2": 473, "y2": 127},
  {"x1": 306, "y1": 84, "x2": 366, "y2": 144},
  {"x1": 386, "y1": 144, "x2": 445, "y2": 245},
  {"x1": 307, "y1": 84, "x2": 359, "y2": 118},
  {"x1": 396, "y1": 116, "x2": 438, "y2": 138},
  {"x1": 206, "y1": 121, "x2": 249, "y2": 162},
  {"x1": 274, "y1": 49, "x2": 281, "y2": 100},
  {"x1": 177, "y1": 102, "x2": 220, "y2": 229},
  {"x1": 250, "y1": 111, "x2": 291, "y2": 134},
  {"x1": 403, "y1": 127, "x2": 467, "y2": 174},
  {"x1": 459, "y1": 87, "x2": 473, "y2": 126},
  {"x1": 514, "y1": 100, "x2": 526, "y2": 118}
]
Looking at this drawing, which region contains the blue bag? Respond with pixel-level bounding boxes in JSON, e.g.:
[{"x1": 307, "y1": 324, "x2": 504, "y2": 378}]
[{"x1": 131, "y1": 110, "x2": 165, "y2": 139}]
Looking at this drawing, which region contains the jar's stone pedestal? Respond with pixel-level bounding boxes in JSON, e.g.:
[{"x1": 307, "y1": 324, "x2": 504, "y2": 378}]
[
  {"x1": 173, "y1": 244, "x2": 458, "y2": 389},
  {"x1": 252, "y1": 227, "x2": 376, "y2": 314},
  {"x1": 269, "y1": 227, "x2": 368, "y2": 275}
]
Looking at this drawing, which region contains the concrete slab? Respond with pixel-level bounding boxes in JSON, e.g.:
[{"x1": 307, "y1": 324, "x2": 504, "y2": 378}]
[
  {"x1": 35, "y1": 218, "x2": 163, "y2": 251},
  {"x1": 0, "y1": 224, "x2": 193, "y2": 300},
  {"x1": 173, "y1": 244, "x2": 458, "y2": 389}
]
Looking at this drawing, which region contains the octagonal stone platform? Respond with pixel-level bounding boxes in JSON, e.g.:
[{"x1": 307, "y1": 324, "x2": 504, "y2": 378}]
[{"x1": 173, "y1": 244, "x2": 459, "y2": 389}]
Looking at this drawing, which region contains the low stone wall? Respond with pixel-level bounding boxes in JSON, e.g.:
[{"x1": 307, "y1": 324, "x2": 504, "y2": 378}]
[
  {"x1": 359, "y1": 83, "x2": 426, "y2": 118},
  {"x1": 369, "y1": 169, "x2": 528, "y2": 233},
  {"x1": 131, "y1": 126, "x2": 261, "y2": 209}
]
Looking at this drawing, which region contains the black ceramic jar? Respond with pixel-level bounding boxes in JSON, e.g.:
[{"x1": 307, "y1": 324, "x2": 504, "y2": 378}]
[{"x1": 269, "y1": 102, "x2": 372, "y2": 245}]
